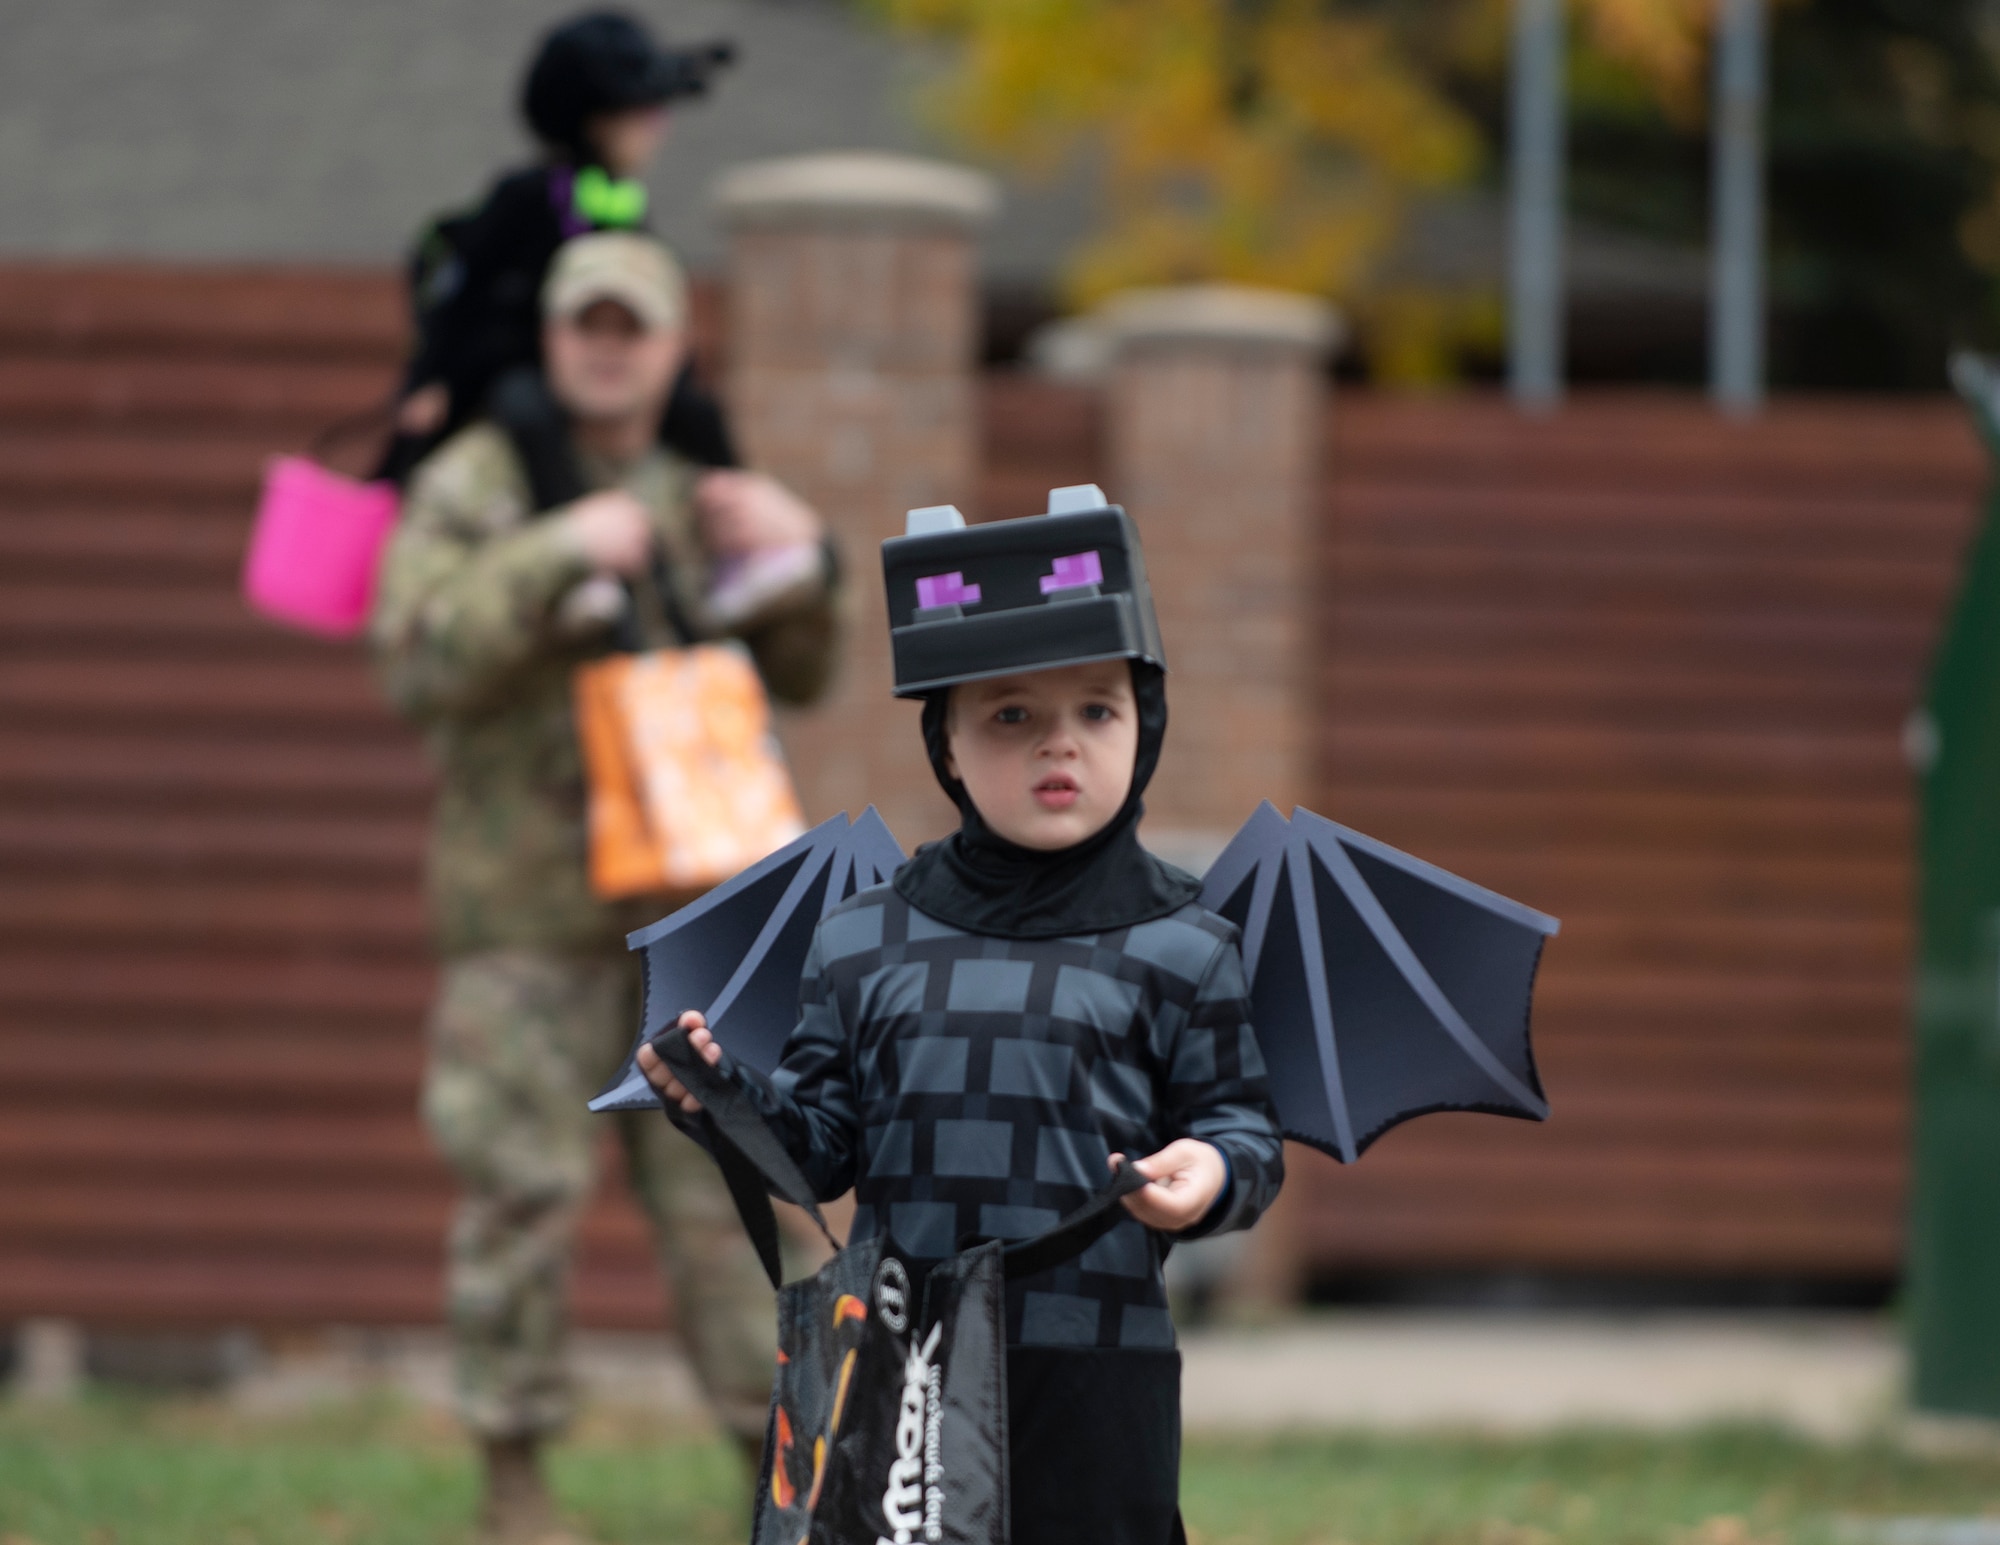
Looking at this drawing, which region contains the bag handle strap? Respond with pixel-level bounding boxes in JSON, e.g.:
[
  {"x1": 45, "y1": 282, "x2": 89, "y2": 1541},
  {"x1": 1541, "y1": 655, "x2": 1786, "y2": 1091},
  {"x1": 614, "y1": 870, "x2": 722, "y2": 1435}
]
[
  {"x1": 651, "y1": 1024, "x2": 840, "y2": 1291},
  {"x1": 999, "y1": 1157, "x2": 1153, "y2": 1281},
  {"x1": 649, "y1": 1025, "x2": 1157, "y2": 1290}
]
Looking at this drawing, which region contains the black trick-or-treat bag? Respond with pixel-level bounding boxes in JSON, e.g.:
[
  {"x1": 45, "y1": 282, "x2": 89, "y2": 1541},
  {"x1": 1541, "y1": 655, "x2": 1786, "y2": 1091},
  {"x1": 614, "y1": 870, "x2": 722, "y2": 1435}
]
[{"x1": 651, "y1": 1027, "x2": 1150, "y2": 1545}]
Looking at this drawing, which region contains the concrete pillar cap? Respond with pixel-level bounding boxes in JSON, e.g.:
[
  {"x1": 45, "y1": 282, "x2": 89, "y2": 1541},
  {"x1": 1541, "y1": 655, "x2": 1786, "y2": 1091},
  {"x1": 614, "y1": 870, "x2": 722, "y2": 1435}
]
[
  {"x1": 1099, "y1": 284, "x2": 1344, "y2": 358},
  {"x1": 714, "y1": 152, "x2": 999, "y2": 232}
]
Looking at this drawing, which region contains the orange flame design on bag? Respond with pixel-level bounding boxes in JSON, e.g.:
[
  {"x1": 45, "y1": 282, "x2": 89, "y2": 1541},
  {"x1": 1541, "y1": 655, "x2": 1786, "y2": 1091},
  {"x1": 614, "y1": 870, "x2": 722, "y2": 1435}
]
[
  {"x1": 770, "y1": 1406, "x2": 797, "y2": 1510},
  {"x1": 828, "y1": 1347, "x2": 858, "y2": 1434},
  {"x1": 806, "y1": 1434, "x2": 829, "y2": 1511},
  {"x1": 771, "y1": 1295, "x2": 869, "y2": 1523}
]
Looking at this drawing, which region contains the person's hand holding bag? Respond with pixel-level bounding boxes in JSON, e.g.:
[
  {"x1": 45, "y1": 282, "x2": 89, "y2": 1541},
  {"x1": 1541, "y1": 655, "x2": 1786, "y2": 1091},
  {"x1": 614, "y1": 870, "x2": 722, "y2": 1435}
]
[
  {"x1": 695, "y1": 469, "x2": 821, "y2": 556},
  {"x1": 696, "y1": 471, "x2": 830, "y2": 629},
  {"x1": 565, "y1": 489, "x2": 655, "y2": 576},
  {"x1": 1110, "y1": 1140, "x2": 1229, "y2": 1231},
  {"x1": 638, "y1": 1008, "x2": 723, "y2": 1113}
]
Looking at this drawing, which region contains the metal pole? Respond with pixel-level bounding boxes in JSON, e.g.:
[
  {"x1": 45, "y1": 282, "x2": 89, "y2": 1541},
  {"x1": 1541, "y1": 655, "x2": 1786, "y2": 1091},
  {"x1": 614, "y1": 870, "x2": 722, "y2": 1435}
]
[
  {"x1": 1710, "y1": 0, "x2": 1766, "y2": 415},
  {"x1": 1508, "y1": 0, "x2": 1566, "y2": 412}
]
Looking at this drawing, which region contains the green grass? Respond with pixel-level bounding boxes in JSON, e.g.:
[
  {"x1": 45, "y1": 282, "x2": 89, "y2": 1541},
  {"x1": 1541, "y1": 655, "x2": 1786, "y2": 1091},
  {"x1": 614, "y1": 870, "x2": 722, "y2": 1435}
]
[
  {"x1": 3, "y1": 1395, "x2": 2000, "y2": 1544},
  {"x1": 1181, "y1": 1428, "x2": 2000, "y2": 1545},
  {"x1": 0, "y1": 1396, "x2": 745, "y2": 1545}
]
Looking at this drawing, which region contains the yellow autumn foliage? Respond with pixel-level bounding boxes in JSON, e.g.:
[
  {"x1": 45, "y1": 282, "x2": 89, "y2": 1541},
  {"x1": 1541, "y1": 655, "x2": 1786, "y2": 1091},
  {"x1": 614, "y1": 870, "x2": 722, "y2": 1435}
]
[
  {"x1": 879, "y1": 0, "x2": 1480, "y2": 308},
  {"x1": 874, "y1": 0, "x2": 1762, "y2": 377},
  {"x1": 1575, "y1": 0, "x2": 1716, "y2": 113}
]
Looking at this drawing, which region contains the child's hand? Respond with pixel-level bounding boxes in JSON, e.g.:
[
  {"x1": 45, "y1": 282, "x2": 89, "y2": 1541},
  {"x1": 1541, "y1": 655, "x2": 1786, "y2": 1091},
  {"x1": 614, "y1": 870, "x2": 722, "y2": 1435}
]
[
  {"x1": 636, "y1": 1010, "x2": 724, "y2": 1114},
  {"x1": 396, "y1": 382, "x2": 449, "y2": 436},
  {"x1": 1111, "y1": 1140, "x2": 1227, "y2": 1231}
]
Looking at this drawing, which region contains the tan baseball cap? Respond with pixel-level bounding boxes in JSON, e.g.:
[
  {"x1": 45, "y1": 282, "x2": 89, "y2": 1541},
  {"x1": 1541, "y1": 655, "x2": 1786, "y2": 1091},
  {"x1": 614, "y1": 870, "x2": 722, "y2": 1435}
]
[{"x1": 541, "y1": 231, "x2": 688, "y2": 331}]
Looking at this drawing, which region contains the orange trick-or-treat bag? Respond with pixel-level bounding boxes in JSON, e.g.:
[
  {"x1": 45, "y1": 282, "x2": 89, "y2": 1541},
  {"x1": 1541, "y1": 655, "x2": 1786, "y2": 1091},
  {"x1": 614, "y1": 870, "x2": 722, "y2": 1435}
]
[{"x1": 574, "y1": 645, "x2": 808, "y2": 899}]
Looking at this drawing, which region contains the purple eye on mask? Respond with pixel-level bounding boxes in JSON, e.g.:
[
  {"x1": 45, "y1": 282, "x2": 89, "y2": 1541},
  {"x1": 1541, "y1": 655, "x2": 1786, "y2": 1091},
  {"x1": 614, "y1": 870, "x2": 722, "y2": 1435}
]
[
  {"x1": 1040, "y1": 551, "x2": 1103, "y2": 594},
  {"x1": 916, "y1": 571, "x2": 981, "y2": 610}
]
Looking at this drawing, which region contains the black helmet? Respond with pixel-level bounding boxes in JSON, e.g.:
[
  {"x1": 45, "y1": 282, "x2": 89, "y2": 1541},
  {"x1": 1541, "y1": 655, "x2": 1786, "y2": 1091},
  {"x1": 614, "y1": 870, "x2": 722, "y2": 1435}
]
[
  {"x1": 522, "y1": 11, "x2": 735, "y2": 160},
  {"x1": 881, "y1": 486, "x2": 1168, "y2": 697}
]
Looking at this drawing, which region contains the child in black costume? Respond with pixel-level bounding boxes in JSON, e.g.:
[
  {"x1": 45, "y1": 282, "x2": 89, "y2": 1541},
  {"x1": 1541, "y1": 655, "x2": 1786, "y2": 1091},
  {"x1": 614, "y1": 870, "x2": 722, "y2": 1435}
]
[
  {"x1": 640, "y1": 494, "x2": 1286, "y2": 1545},
  {"x1": 380, "y1": 9, "x2": 738, "y2": 484}
]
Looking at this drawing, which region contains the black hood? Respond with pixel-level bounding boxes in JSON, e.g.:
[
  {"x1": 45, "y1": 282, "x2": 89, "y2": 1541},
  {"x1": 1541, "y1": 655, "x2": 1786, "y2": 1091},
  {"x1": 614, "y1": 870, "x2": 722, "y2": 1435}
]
[{"x1": 522, "y1": 11, "x2": 734, "y2": 162}]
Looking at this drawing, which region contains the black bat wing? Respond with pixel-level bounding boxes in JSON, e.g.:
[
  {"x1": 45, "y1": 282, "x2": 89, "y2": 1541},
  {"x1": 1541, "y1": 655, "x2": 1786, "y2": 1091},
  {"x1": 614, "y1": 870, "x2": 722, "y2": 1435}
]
[
  {"x1": 1199, "y1": 803, "x2": 1558, "y2": 1163},
  {"x1": 588, "y1": 811, "x2": 907, "y2": 1112}
]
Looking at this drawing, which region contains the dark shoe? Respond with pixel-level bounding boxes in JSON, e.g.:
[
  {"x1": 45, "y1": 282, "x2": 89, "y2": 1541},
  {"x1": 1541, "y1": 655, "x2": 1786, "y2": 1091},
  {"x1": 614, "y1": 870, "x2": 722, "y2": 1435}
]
[{"x1": 477, "y1": 1434, "x2": 564, "y2": 1545}]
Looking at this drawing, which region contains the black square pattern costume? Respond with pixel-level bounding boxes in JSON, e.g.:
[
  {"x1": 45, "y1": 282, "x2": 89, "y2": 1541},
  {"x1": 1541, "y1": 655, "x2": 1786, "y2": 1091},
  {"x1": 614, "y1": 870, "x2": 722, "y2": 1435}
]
[{"x1": 719, "y1": 885, "x2": 1284, "y2": 1346}]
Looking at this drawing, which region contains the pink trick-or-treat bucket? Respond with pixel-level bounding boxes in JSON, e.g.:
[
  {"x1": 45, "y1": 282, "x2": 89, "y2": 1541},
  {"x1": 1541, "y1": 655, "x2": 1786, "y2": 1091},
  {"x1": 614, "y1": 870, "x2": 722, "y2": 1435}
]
[{"x1": 241, "y1": 456, "x2": 400, "y2": 637}]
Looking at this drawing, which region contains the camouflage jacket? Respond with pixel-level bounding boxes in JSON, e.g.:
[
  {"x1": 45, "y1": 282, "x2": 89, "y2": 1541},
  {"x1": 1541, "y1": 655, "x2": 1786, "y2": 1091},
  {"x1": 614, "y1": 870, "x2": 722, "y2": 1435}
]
[{"x1": 371, "y1": 422, "x2": 840, "y2": 956}]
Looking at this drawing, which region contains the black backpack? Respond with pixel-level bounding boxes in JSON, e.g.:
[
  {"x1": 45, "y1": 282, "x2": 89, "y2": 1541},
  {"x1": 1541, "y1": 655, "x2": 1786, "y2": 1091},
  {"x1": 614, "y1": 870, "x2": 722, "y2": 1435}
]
[{"x1": 406, "y1": 202, "x2": 483, "y2": 346}]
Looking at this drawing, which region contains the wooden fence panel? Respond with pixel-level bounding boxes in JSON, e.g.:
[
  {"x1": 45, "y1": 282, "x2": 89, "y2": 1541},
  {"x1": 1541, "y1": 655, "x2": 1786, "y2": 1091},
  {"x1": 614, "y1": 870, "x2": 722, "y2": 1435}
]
[
  {"x1": 1292, "y1": 394, "x2": 1982, "y2": 1277},
  {"x1": 0, "y1": 267, "x2": 667, "y2": 1328},
  {"x1": 0, "y1": 268, "x2": 1983, "y2": 1330}
]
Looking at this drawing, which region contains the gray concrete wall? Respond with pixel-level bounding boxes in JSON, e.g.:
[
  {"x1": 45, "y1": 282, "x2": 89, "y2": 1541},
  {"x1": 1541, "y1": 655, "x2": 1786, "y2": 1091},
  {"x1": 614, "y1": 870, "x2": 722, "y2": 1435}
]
[{"x1": 0, "y1": 0, "x2": 1091, "y2": 281}]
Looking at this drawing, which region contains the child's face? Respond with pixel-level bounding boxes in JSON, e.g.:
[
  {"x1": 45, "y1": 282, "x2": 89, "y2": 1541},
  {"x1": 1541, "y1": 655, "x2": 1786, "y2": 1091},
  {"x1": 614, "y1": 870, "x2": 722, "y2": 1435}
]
[
  {"x1": 943, "y1": 661, "x2": 1139, "y2": 851},
  {"x1": 589, "y1": 106, "x2": 670, "y2": 178}
]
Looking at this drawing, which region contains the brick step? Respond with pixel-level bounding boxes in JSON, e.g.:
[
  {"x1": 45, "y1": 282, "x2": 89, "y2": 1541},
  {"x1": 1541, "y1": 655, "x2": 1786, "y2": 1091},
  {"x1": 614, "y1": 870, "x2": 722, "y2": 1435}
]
[
  {"x1": 1435, "y1": 1009, "x2": 1903, "y2": 1071},
  {"x1": 0, "y1": 429, "x2": 284, "y2": 498},
  {"x1": 0, "y1": 1030, "x2": 427, "y2": 1101},
  {"x1": 1226, "y1": 838, "x2": 1906, "y2": 913},
  {"x1": 0, "y1": 809, "x2": 426, "y2": 880},
  {"x1": 1324, "y1": 544, "x2": 1955, "y2": 612},
  {"x1": 0, "y1": 877, "x2": 427, "y2": 950},
  {"x1": 0, "y1": 507, "x2": 259, "y2": 576},
  {"x1": 0, "y1": 581, "x2": 345, "y2": 654},
  {"x1": 1321, "y1": 661, "x2": 1919, "y2": 735},
  {"x1": 1322, "y1": 722, "x2": 1907, "y2": 798},
  {"x1": 1319, "y1": 786, "x2": 1907, "y2": 854},
  {"x1": 0, "y1": 357, "x2": 394, "y2": 431},
  {"x1": 0, "y1": 658, "x2": 394, "y2": 728},
  {"x1": 1329, "y1": 396, "x2": 1982, "y2": 487},
  {"x1": 1534, "y1": 954, "x2": 1907, "y2": 1006},
  {"x1": 1321, "y1": 1144, "x2": 1903, "y2": 1203},
  {"x1": 0, "y1": 1253, "x2": 667, "y2": 1330},
  {"x1": 0, "y1": 265, "x2": 405, "y2": 359},
  {"x1": 1323, "y1": 602, "x2": 1935, "y2": 672},
  {"x1": 1326, "y1": 485, "x2": 1973, "y2": 554},
  {"x1": 0, "y1": 730, "x2": 432, "y2": 805},
  {"x1": 1289, "y1": 1199, "x2": 1898, "y2": 1274},
  {"x1": 1541, "y1": 913, "x2": 1905, "y2": 972},
  {"x1": 0, "y1": 1110, "x2": 435, "y2": 1179},
  {"x1": 1529, "y1": 1035, "x2": 1903, "y2": 1089},
  {"x1": 0, "y1": 1187, "x2": 667, "y2": 1254},
  {"x1": 0, "y1": 947, "x2": 434, "y2": 1018}
]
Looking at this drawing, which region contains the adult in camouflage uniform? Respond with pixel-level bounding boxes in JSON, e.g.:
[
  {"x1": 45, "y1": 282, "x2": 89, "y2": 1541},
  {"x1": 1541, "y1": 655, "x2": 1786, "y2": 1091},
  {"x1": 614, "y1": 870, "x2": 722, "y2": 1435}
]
[{"x1": 371, "y1": 232, "x2": 838, "y2": 1544}]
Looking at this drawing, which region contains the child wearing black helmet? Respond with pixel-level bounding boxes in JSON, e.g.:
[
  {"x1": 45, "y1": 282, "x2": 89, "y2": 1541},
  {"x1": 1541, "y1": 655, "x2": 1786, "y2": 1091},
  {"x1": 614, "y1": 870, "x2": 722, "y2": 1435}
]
[
  {"x1": 640, "y1": 489, "x2": 1288, "y2": 1545},
  {"x1": 380, "y1": 9, "x2": 738, "y2": 484}
]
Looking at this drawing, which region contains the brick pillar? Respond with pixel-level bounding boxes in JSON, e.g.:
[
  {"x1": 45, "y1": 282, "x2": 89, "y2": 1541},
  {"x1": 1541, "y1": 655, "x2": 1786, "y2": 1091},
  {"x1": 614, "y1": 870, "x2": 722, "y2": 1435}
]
[
  {"x1": 1102, "y1": 285, "x2": 1340, "y2": 865},
  {"x1": 715, "y1": 153, "x2": 998, "y2": 841},
  {"x1": 1103, "y1": 284, "x2": 1340, "y2": 1314}
]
